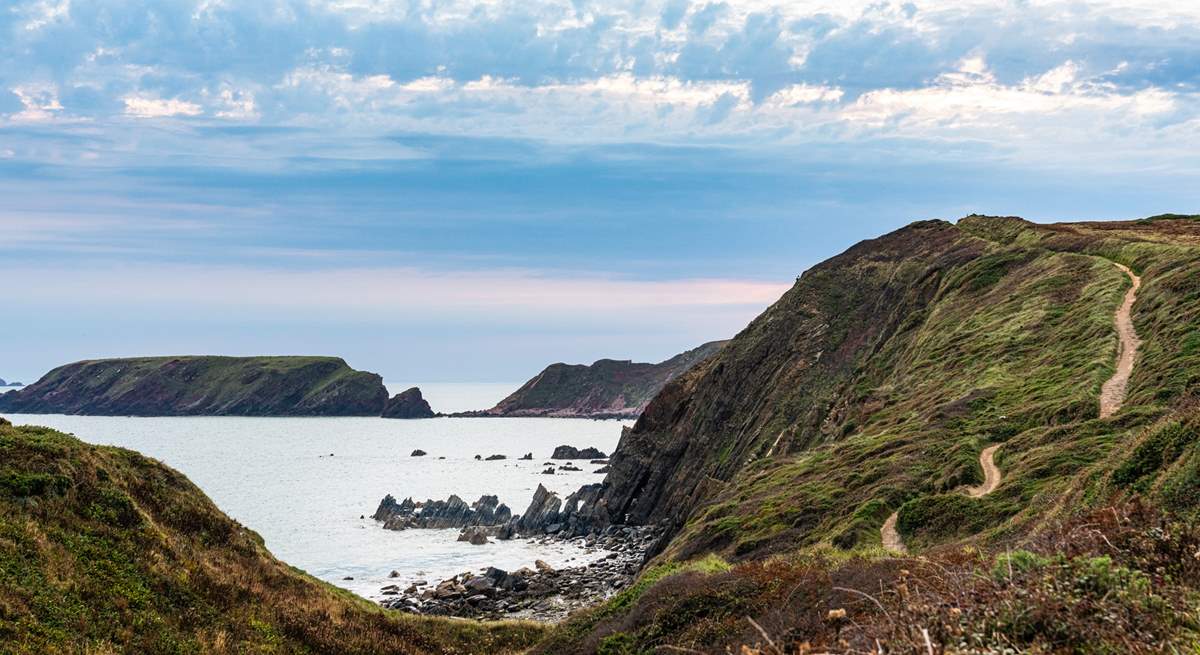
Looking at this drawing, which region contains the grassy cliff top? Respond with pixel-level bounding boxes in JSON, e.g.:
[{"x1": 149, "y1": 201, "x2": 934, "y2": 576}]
[
  {"x1": 0, "y1": 419, "x2": 544, "y2": 654},
  {"x1": 0, "y1": 356, "x2": 390, "y2": 416}
]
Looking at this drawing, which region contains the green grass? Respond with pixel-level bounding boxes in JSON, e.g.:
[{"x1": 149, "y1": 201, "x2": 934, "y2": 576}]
[{"x1": 0, "y1": 422, "x2": 544, "y2": 654}]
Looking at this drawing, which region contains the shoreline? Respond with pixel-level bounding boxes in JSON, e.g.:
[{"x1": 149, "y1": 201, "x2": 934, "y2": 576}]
[{"x1": 378, "y1": 526, "x2": 661, "y2": 622}]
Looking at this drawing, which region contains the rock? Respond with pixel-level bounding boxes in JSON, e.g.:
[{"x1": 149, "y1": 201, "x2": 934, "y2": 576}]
[
  {"x1": 374, "y1": 494, "x2": 511, "y2": 531},
  {"x1": 382, "y1": 386, "x2": 436, "y2": 419},
  {"x1": 484, "y1": 454, "x2": 507, "y2": 461},
  {"x1": 464, "y1": 577, "x2": 494, "y2": 593},
  {"x1": 594, "y1": 466, "x2": 610, "y2": 474},
  {"x1": 589, "y1": 459, "x2": 609, "y2": 464},
  {"x1": 0, "y1": 417, "x2": 10, "y2": 427},
  {"x1": 474, "y1": 455, "x2": 482, "y2": 460},
  {"x1": 534, "y1": 559, "x2": 554, "y2": 573},
  {"x1": 541, "y1": 467, "x2": 556, "y2": 474},
  {"x1": 411, "y1": 449, "x2": 427, "y2": 457},
  {"x1": 389, "y1": 570, "x2": 401, "y2": 578},
  {"x1": 519, "y1": 453, "x2": 533, "y2": 460},
  {"x1": 551, "y1": 445, "x2": 607, "y2": 460},
  {"x1": 343, "y1": 576, "x2": 354, "y2": 580},
  {"x1": 458, "y1": 526, "x2": 495, "y2": 545},
  {"x1": 558, "y1": 465, "x2": 582, "y2": 472}
]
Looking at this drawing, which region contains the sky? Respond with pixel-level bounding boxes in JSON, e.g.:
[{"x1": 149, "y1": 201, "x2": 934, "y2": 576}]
[{"x1": 2, "y1": 0, "x2": 1199, "y2": 383}]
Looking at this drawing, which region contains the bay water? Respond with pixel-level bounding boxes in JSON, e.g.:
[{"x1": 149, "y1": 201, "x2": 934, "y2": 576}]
[{"x1": 2, "y1": 383, "x2": 629, "y2": 600}]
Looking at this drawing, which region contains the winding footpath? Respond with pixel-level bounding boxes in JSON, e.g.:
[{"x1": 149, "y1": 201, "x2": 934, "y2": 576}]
[
  {"x1": 1099, "y1": 263, "x2": 1143, "y2": 419},
  {"x1": 881, "y1": 261, "x2": 1143, "y2": 553}
]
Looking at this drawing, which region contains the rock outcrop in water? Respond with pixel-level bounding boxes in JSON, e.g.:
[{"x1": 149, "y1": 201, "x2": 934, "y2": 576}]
[
  {"x1": 373, "y1": 494, "x2": 513, "y2": 531},
  {"x1": 382, "y1": 386, "x2": 436, "y2": 419},
  {"x1": 457, "y1": 341, "x2": 726, "y2": 419},
  {"x1": 0, "y1": 356, "x2": 389, "y2": 416},
  {"x1": 551, "y1": 445, "x2": 607, "y2": 459}
]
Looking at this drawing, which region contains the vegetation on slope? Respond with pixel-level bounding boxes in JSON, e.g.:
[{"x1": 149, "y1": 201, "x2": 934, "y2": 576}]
[
  {"x1": 0, "y1": 419, "x2": 543, "y2": 654},
  {"x1": 0, "y1": 356, "x2": 390, "y2": 416},
  {"x1": 547, "y1": 215, "x2": 1200, "y2": 652},
  {"x1": 477, "y1": 341, "x2": 726, "y2": 418}
]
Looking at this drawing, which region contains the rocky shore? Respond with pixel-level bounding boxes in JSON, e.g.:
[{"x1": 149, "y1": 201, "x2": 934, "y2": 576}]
[{"x1": 378, "y1": 525, "x2": 662, "y2": 621}]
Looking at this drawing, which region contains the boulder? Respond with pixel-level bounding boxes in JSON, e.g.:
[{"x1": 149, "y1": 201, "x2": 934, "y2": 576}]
[
  {"x1": 484, "y1": 454, "x2": 507, "y2": 461},
  {"x1": 519, "y1": 453, "x2": 533, "y2": 460},
  {"x1": 411, "y1": 449, "x2": 427, "y2": 457}
]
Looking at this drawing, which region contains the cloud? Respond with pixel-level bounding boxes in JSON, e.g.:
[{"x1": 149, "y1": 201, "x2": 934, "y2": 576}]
[{"x1": 122, "y1": 94, "x2": 204, "y2": 118}]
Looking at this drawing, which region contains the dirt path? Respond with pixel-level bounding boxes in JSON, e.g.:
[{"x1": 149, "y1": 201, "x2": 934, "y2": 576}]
[
  {"x1": 1099, "y1": 263, "x2": 1142, "y2": 419},
  {"x1": 966, "y1": 444, "x2": 1002, "y2": 498},
  {"x1": 881, "y1": 510, "x2": 907, "y2": 554},
  {"x1": 882, "y1": 445, "x2": 1002, "y2": 553}
]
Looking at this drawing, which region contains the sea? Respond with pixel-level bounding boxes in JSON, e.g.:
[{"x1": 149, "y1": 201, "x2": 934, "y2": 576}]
[{"x1": 1, "y1": 382, "x2": 630, "y2": 600}]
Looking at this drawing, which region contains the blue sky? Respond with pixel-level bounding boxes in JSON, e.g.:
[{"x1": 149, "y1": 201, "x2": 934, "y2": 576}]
[{"x1": 2, "y1": 0, "x2": 1199, "y2": 383}]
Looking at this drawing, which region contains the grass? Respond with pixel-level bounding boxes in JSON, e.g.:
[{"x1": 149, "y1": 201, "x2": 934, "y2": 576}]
[
  {"x1": 543, "y1": 215, "x2": 1200, "y2": 651},
  {"x1": 0, "y1": 421, "x2": 545, "y2": 654},
  {"x1": 546, "y1": 503, "x2": 1200, "y2": 654},
  {"x1": 0, "y1": 356, "x2": 389, "y2": 416}
]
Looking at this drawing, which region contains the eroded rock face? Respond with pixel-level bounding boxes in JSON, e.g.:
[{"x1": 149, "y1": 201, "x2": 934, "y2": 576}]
[
  {"x1": 381, "y1": 387, "x2": 436, "y2": 419},
  {"x1": 495, "y1": 483, "x2": 609, "y2": 539},
  {"x1": 373, "y1": 494, "x2": 512, "y2": 530}
]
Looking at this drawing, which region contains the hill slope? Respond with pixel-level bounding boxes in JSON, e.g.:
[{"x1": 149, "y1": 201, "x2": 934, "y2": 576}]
[
  {"x1": 0, "y1": 418, "x2": 543, "y2": 654},
  {"x1": 475, "y1": 341, "x2": 727, "y2": 419},
  {"x1": 0, "y1": 356, "x2": 390, "y2": 416},
  {"x1": 541, "y1": 214, "x2": 1200, "y2": 652}
]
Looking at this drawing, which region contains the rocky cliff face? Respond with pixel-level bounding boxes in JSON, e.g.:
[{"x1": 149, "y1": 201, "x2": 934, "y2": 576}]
[
  {"x1": 0, "y1": 356, "x2": 389, "y2": 416},
  {"x1": 382, "y1": 386, "x2": 436, "y2": 419},
  {"x1": 470, "y1": 341, "x2": 727, "y2": 419}
]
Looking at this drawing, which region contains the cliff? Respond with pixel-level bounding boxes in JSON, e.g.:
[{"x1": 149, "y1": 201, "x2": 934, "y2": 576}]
[
  {"x1": 0, "y1": 420, "x2": 543, "y2": 653},
  {"x1": 540, "y1": 214, "x2": 1200, "y2": 652},
  {"x1": 472, "y1": 341, "x2": 727, "y2": 419},
  {"x1": 0, "y1": 356, "x2": 390, "y2": 416}
]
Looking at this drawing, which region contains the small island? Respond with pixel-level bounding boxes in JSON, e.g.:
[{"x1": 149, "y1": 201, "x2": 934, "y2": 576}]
[
  {"x1": 458, "y1": 341, "x2": 726, "y2": 419},
  {"x1": 0, "y1": 356, "x2": 390, "y2": 416}
]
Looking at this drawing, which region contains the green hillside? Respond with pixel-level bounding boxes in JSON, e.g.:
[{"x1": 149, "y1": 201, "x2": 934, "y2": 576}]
[
  {"x1": 544, "y1": 215, "x2": 1200, "y2": 653},
  {"x1": 0, "y1": 419, "x2": 543, "y2": 654},
  {"x1": 0, "y1": 356, "x2": 389, "y2": 416}
]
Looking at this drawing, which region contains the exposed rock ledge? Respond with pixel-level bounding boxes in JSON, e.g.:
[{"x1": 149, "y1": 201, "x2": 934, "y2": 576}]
[{"x1": 372, "y1": 494, "x2": 512, "y2": 530}]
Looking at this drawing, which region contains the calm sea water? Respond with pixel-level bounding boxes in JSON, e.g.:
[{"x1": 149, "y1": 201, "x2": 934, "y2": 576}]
[{"x1": 3, "y1": 383, "x2": 630, "y2": 599}]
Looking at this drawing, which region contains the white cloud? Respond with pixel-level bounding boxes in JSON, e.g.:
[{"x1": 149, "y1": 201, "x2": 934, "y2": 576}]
[
  {"x1": 211, "y1": 88, "x2": 260, "y2": 120},
  {"x1": 9, "y1": 84, "x2": 63, "y2": 122},
  {"x1": 123, "y1": 94, "x2": 204, "y2": 118}
]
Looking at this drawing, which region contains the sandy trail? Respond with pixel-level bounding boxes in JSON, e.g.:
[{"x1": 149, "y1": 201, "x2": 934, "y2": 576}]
[
  {"x1": 881, "y1": 510, "x2": 907, "y2": 553},
  {"x1": 880, "y1": 262, "x2": 1142, "y2": 552},
  {"x1": 1099, "y1": 263, "x2": 1142, "y2": 419},
  {"x1": 967, "y1": 444, "x2": 1003, "y2": 498},
  {"x1": 882, "y1": 445, "x2": 1002, "y2": 553}
]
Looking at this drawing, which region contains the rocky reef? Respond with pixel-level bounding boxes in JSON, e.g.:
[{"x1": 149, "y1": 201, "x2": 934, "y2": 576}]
[
  {"x1": 382, "y1": 386, "x2": 436, "y2": 419},
  {"x1": 457, "y1": 341, "x2": 726, "y2": 419},
  {"x1": 0, "y1": 356, "x2": 389, "y2": 416},
  {"x1": 373, "y1": 494, "x2": 513, "y2": 531},
  {"x1": 550, "y1": 445, "x2": 606, "y2": 459}
]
